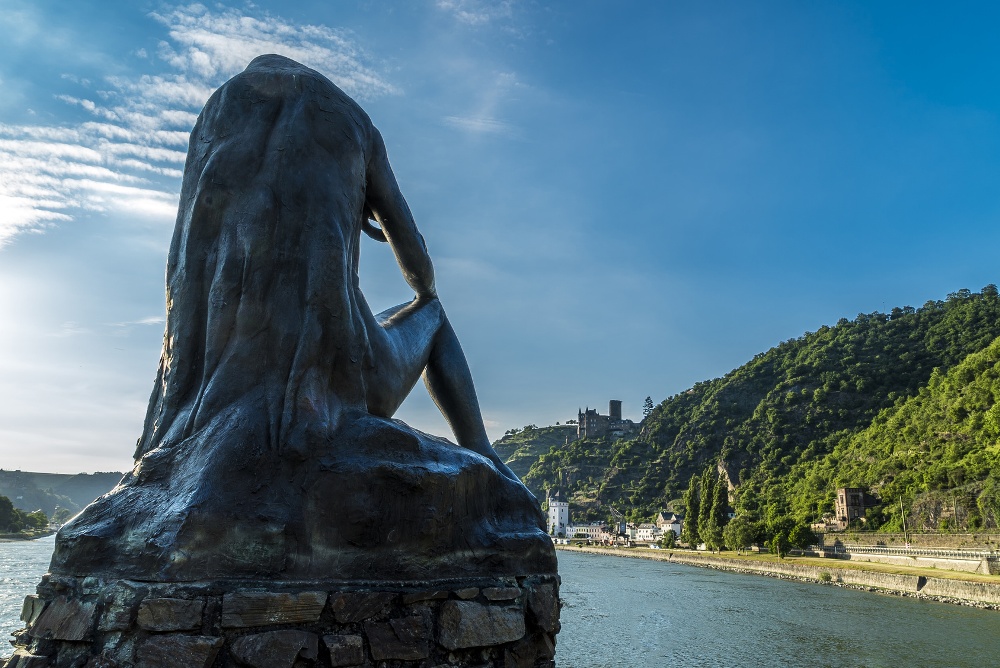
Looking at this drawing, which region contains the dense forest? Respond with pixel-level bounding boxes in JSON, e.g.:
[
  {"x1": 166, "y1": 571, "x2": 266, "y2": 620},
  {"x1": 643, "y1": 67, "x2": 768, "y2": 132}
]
[
  {"x1": 786, "y1": 334, "x2": 1000, "y2": 531},
  {"x1": 494, "y1": 286, "x2": 1000, "y2": 541}
]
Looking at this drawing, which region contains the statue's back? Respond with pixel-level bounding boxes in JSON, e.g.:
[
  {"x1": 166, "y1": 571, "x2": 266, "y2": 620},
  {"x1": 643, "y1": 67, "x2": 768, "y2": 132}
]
[
  {"x1": 139, "y1": 55, "x2": 379, "y2": 458},
  {"x1": 50, "y1": 54, "x2": 555, "y2": 583}
]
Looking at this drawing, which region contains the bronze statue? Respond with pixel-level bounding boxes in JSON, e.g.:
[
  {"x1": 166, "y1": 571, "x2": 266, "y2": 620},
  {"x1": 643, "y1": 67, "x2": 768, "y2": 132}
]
[
  {"x1": 51, "y1": 54, "x2": 553, "y2": 581},
  {"x1": 135, "y1": 53, "x2": 516, "y2": 482}
]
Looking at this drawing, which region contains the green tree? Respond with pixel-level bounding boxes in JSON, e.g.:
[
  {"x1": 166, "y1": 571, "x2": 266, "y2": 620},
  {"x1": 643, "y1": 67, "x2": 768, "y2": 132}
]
[
  {"x1": 769, "y1": 529, "x2": 791, "y2": 558},
  {"x1": 680, "y1": 475, "x2": 700, "y2": 546},
  {"x1": 0, "y1": 496, "x2": 23, "y2": 532},
  {"x1": 24, "y1": 510, "x2": 47, "y2": 530},
  {"x1": 766, "y1": 516, "x2": 796, "y2": 558},
  {"x1": 697, "y1": 467, "x2": 715, "y2": 545},
  {"x1": 702, "y1": 473, "x2": 730, "y2": 551},
  {"x1": 711, "y1": 474, "x2": 730, "y2": 531},
  {"x1": 643, "y1": 396, "x2": 655, "y2": 419},
  {"x1": 723, "y1": 515, "x2": 757, "y2": 554},
  {"x1": 788, "y1": 524, "x2": 817, "y2": 550},
  {"x1": 702, "y1": 521, "x2": 724, "y2": 552},
  {"x1": 659, "y1": 529, "x2": 677, "y2": 549}
]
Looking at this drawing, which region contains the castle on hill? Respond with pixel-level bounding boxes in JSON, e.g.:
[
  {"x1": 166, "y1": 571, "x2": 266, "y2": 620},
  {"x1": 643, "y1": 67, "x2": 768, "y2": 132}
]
[{"x1": 576, "y1": 399, "x2": 635, "y2": 440}]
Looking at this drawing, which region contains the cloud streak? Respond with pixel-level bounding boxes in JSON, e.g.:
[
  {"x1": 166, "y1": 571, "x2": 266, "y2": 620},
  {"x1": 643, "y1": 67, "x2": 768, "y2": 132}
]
[
  {"x1": 443, "y1": 115, "x2": 513, "y2": 135},
  {"x1": 436, "y1": 0, "x2": 515, "y2": 26},
  {"x1": 443, "y1": 71, "x2": 523, "y2": 136},
  {"x1": 0, "y1": 3, "x2": 397, "y2": 248}
]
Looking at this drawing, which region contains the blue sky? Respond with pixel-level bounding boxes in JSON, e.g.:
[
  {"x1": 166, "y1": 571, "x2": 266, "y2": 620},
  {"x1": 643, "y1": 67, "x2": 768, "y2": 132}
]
[{"x1": 2, "y1": 1, "x2": 999, "y2": 473}]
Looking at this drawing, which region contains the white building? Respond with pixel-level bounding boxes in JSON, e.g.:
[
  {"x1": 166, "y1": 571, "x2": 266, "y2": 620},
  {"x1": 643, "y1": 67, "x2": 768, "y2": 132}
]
[
  {"x1": 656, "y1": 512, "x2": 683, "y2": 540},
  {"x1": 566, "y1": 523, "x2": 606, "y2": 541},
  {"x1": 636, "y1": 523, "x2": 661, "y2": 543},
  {"x1": 547, "y1": 491, "x2": 569, "y2": 537}
]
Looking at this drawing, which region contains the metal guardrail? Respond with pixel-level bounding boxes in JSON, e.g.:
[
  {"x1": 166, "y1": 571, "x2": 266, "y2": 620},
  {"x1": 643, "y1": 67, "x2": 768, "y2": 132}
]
[{"x1": 818, "y1": 544, "x2": 997, "y2": 560}]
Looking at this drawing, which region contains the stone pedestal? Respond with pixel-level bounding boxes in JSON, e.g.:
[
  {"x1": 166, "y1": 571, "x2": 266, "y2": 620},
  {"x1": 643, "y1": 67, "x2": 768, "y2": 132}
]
[
  {"x1": 10, "y1": 415, "x2": 561, "y2": 667},
  {"x1": 6, "y1": 574, "x2": 558, "y2": 668}
]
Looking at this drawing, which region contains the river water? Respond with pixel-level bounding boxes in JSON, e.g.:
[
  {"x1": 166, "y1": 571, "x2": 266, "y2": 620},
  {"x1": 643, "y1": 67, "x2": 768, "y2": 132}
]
[
  {"x1": 557, "y1": 550, "x2": 1000, "y2": 667},
  {"x1": 0, "y1": 534, "x2": 54, "y2": 645},
  {"x1": 2, "y1": 538, "x2": 998, "y2": 666}
]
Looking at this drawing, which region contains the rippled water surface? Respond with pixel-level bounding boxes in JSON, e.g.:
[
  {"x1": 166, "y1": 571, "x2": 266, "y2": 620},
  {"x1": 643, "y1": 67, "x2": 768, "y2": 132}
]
[
  {"x1": 556, "y1": 549, "x2": 1000, "y2": 667},
  {"x1": 1, "y1": 535, "x2": 54, "y2": 642},
  {"x1": 2, "y1": 540, "x2": 999, "y2": 667}
]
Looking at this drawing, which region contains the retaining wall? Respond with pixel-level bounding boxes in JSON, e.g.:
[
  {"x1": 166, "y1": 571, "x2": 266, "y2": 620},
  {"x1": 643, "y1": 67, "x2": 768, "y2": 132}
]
[
  {"x1": 919, "y1": 578, "x2": 1000, "y2": 603},
  {"x1": 561, "y1": 547, "x2": 1000, "y2": 608},
  {"x1": 823, "y1": 552, "x2": 990, "y2": 574}
]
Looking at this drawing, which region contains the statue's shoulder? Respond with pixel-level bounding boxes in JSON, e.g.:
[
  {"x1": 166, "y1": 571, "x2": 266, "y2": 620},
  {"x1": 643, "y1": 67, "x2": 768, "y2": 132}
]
[
  {"x1": 213, "y1": 54, "x2": 373, "y2": 151},
  {"x1": 241, "y1": 55, "x2": 369, "y2": 116}
]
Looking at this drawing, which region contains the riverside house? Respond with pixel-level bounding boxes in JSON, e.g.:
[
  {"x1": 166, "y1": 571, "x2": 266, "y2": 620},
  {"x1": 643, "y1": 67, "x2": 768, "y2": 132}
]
[{"x1": 656, "y1": 512, "x2": 683, "y2": 539}]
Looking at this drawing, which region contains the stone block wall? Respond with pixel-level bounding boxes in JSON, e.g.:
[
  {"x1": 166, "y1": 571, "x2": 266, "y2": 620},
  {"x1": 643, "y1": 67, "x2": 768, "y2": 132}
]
[
  {"x1": 919, "y1": 577, "x2": 1000, "y2": 604},
  {"x1": 827, "y1": 552, "x2": 987, "y2": 573},
  {"x1": 4, "y1": 575, "x2": 559, "y2": 668}
]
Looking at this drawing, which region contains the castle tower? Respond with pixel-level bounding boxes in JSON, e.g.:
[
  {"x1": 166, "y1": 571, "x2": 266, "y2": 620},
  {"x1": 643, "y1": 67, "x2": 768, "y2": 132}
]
[
  {"x1": 609, "y1": 399, "x2": 622, "y2": 422},
  {"x1": 547, "y1": 490, "x2": 570, "y2": 537}
]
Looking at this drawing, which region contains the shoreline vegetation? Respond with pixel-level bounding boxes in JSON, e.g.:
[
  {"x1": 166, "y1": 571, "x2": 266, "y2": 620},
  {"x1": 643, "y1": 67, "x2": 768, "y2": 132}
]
[
  {"x1": 0, "y1": 530, "x2": 55, "y2": 542},
  {"x1": 558, "y1": 545, "x2": 1000, "y2": 610}
]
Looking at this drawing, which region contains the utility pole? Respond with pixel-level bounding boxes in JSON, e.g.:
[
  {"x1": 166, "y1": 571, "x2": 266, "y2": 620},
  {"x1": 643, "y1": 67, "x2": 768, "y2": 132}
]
[{"x1": 900, "y1": 497, "x2": 908, "y2": 547}]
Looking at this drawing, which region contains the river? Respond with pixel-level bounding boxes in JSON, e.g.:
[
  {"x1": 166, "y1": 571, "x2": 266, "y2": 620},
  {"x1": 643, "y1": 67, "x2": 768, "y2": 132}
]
[
  {"x1": 557, "y1": 549, "x2": 1000, "y2": 667},
  {"x1": 2, "y1": 538, "x2": 998, "y2": 666},
  {"x1": 0, "y1": 534, "x2": 54, "y2": 645}
]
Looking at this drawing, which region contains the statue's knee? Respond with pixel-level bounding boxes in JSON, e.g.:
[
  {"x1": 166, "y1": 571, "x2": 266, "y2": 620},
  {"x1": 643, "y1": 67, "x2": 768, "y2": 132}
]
[{"x1": 417, "y1": 294, "x2": 443, "y2": 314}]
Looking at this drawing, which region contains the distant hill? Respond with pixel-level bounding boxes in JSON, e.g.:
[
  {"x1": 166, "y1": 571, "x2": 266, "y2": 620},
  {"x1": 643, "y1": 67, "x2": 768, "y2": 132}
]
[
  {"x1": 0, "y1": 471, "x2": 124, "y2": 516},
  {"x1": 499, "y1": 286, "x2": 1000, "y2": 531},
  {"x1": 493, "y1": 425, "x2": 577, "y2": 479}
]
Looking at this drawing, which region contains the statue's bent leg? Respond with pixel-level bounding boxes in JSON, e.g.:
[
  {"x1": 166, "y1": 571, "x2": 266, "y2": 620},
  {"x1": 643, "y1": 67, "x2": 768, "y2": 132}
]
[
  {"x1": 422, "y1": 317, "x2": 518, "y2": 481},
  {"x1": 365, "y1": 297, "x2": 518, "y2": 482},
  {"x1": 364, "y1": 298, "x2": 442, "y2": 417}
]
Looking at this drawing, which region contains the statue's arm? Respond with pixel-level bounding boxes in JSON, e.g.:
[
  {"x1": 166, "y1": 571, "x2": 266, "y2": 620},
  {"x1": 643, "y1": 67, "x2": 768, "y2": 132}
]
[{"x1": 366, "y1": 128, "x2": 437, "y2": 299}]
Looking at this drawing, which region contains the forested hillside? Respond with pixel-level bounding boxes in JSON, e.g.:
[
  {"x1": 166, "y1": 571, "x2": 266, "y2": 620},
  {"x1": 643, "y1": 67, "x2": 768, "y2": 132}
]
[
  {"x1": 492, "y1": 424, "x2": 577, "y2": 479},
  {"x1": 786, "y1": 335, "x2": 1000, "y2": 531},
  {"x1": 500, "y1": 286, "x2": 1000, "y2": 531},
  {"x1": 0, "y1": 471, "x2": 123, "y2": 516}
]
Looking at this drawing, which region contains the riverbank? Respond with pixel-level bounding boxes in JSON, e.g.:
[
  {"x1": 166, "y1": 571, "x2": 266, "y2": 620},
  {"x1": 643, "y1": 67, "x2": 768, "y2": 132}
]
[
  {"x1": 0, "y1": 530, "x2": 54, "y2": 542},
  {"x1": 557, "y1": 545, "x2": 1000, "y2": 610}
]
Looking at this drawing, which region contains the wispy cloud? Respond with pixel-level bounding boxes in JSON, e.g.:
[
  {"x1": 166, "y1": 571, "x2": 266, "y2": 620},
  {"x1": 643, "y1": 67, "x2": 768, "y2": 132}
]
[
  {"x1": 53, "y1": 322, "x2": 92, "y2": 338},
  {"x1": 436, "y1": 0, "x2": 514, "y2": 26},
  {"x1": 107, "y1": 315, "x2": 167, "y2": 338},
  {"x1": 111, "y1": 316, "x2": 166, "y2": 327},
  {"x1": 443, "y1": 115, "x2": 513, "y2": 135},
  {"x1": 151, "y1": 5, "x2": 397, "y2": 98},
  {"x1": 443, "y1": 71, "x2": 522, "y2": 136},
  {"x1": 0, "y1": 3, "x2": 397, "y2": 248}
]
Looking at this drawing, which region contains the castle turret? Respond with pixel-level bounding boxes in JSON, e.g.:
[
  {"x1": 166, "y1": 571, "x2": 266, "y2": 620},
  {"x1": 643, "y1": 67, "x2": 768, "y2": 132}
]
[{"x1": 547, "y1": 489, "x2": 570, "y2": 537}]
